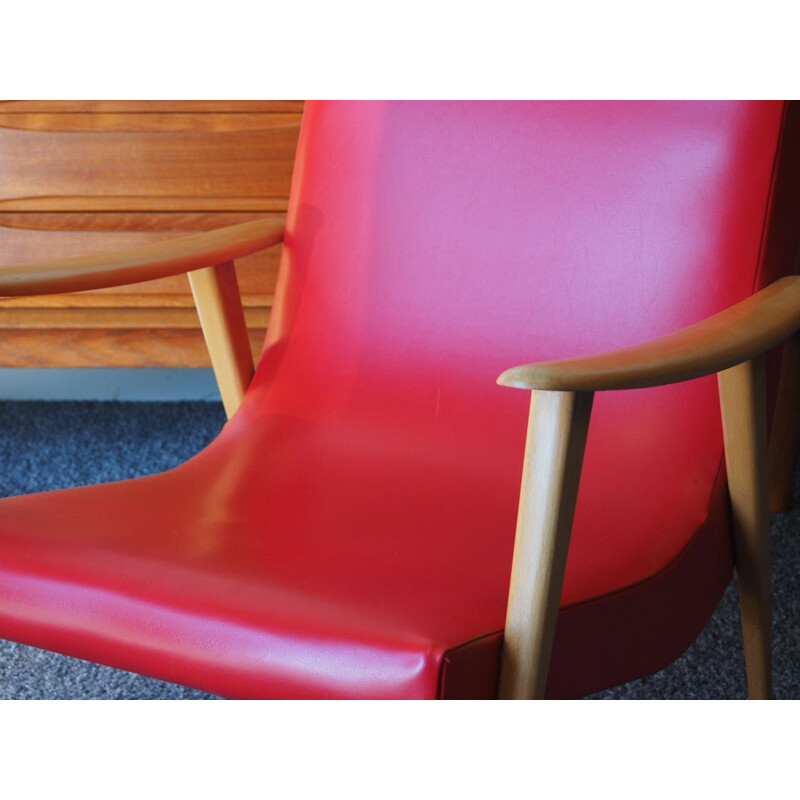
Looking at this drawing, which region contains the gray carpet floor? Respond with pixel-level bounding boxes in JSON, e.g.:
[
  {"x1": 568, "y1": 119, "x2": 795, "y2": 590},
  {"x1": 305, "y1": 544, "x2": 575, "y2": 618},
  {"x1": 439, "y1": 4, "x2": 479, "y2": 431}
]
[{"x1": 0, "y1": 400, "x2": 798, "y2": 700}]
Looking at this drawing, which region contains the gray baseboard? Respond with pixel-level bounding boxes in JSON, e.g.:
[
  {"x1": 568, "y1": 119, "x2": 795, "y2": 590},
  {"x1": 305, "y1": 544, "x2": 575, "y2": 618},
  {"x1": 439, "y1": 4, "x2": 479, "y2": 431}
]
[{"x1": 0, "y1": 368, "x2": 221, "y2": 402}]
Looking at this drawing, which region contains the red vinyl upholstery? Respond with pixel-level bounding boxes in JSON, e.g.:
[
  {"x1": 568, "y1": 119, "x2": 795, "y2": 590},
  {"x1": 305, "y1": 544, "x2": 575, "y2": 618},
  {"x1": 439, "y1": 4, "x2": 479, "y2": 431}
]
[{"x1": 0, "y1": 101, "x2": 798, "y2": 698}]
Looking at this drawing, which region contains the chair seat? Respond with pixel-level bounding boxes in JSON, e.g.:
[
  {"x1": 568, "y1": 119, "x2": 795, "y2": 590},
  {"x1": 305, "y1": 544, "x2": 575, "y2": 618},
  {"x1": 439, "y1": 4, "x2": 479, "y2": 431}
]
[{"x1": 0, "y1": 365, "x2": 733, "y2": 699}]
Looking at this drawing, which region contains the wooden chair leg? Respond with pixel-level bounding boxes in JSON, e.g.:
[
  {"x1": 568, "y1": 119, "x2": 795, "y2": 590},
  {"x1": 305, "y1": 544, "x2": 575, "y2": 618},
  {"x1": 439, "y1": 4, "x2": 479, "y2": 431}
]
[
  {"x1": 498, "y1": 390, "x2": 593, "y2": 699},
  {"x1": 188, "y1": 261, "x2": 254, "y2": 419},
  {"x1": 767, "y1": 333, "x2": 800, "y2": 512},
  {"x1": 718, "y1": 356, "x2": 773, "y2": 699}
]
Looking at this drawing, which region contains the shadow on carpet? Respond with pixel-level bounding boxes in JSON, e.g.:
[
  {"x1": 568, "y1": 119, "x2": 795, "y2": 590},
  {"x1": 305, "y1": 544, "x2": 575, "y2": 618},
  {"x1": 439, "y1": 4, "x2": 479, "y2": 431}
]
[{"x1": 1, "y1": 401, "x2": 799, "y2": 699}]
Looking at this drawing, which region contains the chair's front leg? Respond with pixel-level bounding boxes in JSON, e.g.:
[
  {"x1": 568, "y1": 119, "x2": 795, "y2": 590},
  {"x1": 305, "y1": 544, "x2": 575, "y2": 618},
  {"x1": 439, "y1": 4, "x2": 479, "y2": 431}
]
[
  {"x1": 718, "y1": 356, "x2": 773, "y2": 699},
  {"x1": 499, "y1": 389, "x2": 593, "y2": 699}
]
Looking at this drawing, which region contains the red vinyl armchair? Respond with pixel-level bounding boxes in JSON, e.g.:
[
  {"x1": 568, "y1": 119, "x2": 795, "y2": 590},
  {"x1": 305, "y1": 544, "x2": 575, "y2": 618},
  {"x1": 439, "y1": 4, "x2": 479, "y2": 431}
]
[{"x1": 0, "y1": 101, "x2": 799, "y2": 699}]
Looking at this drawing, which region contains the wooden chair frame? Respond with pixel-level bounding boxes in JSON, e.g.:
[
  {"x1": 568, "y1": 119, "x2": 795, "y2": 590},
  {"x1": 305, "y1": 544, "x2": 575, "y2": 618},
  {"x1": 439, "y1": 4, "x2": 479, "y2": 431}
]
[
  {"x1": 767, "y1": 332, "x2": 800, "y2": 513},
  {"x1": 2, "y1": 218, "x2": 799, "y2": 699}
]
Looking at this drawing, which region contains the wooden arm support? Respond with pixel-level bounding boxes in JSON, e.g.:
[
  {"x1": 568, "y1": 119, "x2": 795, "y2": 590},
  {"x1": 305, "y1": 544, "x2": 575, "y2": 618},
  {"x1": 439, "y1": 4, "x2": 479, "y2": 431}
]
[
  {"x1": 0, "y1": 218, "x2": 286, "y2": 418},
  {"x1": 499, "y1": 276, "x2": 800, "y2": 391},
  {"x1": 499, "y1": 278, "x2": 800, "y2": 700},
  {"x1": 0, "y1": 219, "x2": 285, "y2": 296}
]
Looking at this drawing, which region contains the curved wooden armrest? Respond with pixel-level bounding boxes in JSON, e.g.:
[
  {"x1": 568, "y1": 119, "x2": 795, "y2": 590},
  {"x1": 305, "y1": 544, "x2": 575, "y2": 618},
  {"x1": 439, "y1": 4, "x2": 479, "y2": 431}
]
[
  {"x1": 0, "y1": 217, "x2": 284, "y2": 420},
  {"x1": 498, "y1": 276, "x2": 800, "y2": 392},
  {"x1": 0, "y1": 218, "x2": 285, "y2": 297},
  {"x1": 499, "y1": 276, "x2": 799, "y2": 700}
]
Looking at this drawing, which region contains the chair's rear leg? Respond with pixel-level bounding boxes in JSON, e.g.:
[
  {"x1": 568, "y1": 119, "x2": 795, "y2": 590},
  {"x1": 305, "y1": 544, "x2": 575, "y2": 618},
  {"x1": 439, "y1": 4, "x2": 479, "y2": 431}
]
[
  {"x1": 498, "y1": 390, "x2": 593, "y2": 700},
  {"x1": 719, "y1": 356, "x2": 773, "y2": 699},
  {"x1": 767, "y1": 332, "x2": 800, "y2": 512}
]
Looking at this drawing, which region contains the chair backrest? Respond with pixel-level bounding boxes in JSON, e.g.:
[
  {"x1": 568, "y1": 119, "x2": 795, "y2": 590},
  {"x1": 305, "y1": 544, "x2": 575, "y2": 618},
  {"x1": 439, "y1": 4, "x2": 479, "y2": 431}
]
[
  {"x1": 255, "y1": 101, "x2": 793, "y2": 419},
  {"x1": 236, "y1": 100, "x2": 798, "y2": 607}
]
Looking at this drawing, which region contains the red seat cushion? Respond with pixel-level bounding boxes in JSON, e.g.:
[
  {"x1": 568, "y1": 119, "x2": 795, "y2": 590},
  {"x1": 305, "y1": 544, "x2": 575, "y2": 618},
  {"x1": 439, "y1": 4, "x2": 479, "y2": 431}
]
[
  {"x1": 0, "y1": 382, "x2": 731, "y2": 698},
  {"x1": 0, "y1": 101, "x2": 796, "y2": 698}
]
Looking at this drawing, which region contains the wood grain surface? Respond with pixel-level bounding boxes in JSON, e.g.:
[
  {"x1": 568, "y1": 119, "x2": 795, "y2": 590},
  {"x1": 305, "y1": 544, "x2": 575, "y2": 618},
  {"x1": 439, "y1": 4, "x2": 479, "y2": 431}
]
[{"x1": 0, "y1": 100, "x2": 302, "y2": 367}]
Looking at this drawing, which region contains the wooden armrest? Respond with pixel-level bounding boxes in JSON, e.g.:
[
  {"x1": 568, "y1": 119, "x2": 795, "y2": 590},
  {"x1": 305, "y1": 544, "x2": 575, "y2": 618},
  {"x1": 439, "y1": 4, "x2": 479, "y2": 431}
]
[
  {"x1": 499, "y1": 276, "x2": 799, "y2": 700},
  {"x1": 498, "y1": 276, "x2": 800, "y2": 392},
  {"x1": 0, "y1": 217, "x2": 285, "y2": 421},
  {"x1": 0, "y1": 218, "x2": 285, "y2": 296}
]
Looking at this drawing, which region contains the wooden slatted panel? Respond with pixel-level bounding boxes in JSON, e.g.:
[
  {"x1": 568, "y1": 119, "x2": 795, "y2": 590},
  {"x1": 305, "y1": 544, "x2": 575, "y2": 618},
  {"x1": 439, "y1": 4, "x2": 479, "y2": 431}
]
[
  {"x1": 0, "y1": 329, "x2": 267, "y2": 367},
  {"x1": 0, "y1": 101, "x2": 301, "y2": 367},
  {"x1": 0, "y1": 101, "x2": 304, "y2": 113},
  {"x1": 0, "y1": 114, "x2": 301, "y2": 201},
  {"x1": 0, "y1": 114, "x2": 299, "y2": 133}
]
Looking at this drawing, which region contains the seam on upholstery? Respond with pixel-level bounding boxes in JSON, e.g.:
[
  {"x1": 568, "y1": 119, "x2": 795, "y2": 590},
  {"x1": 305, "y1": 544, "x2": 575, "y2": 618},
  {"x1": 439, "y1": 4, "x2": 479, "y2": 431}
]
[{"x1": 438, "y1": 631, "x2": 503, "y2": 699}]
